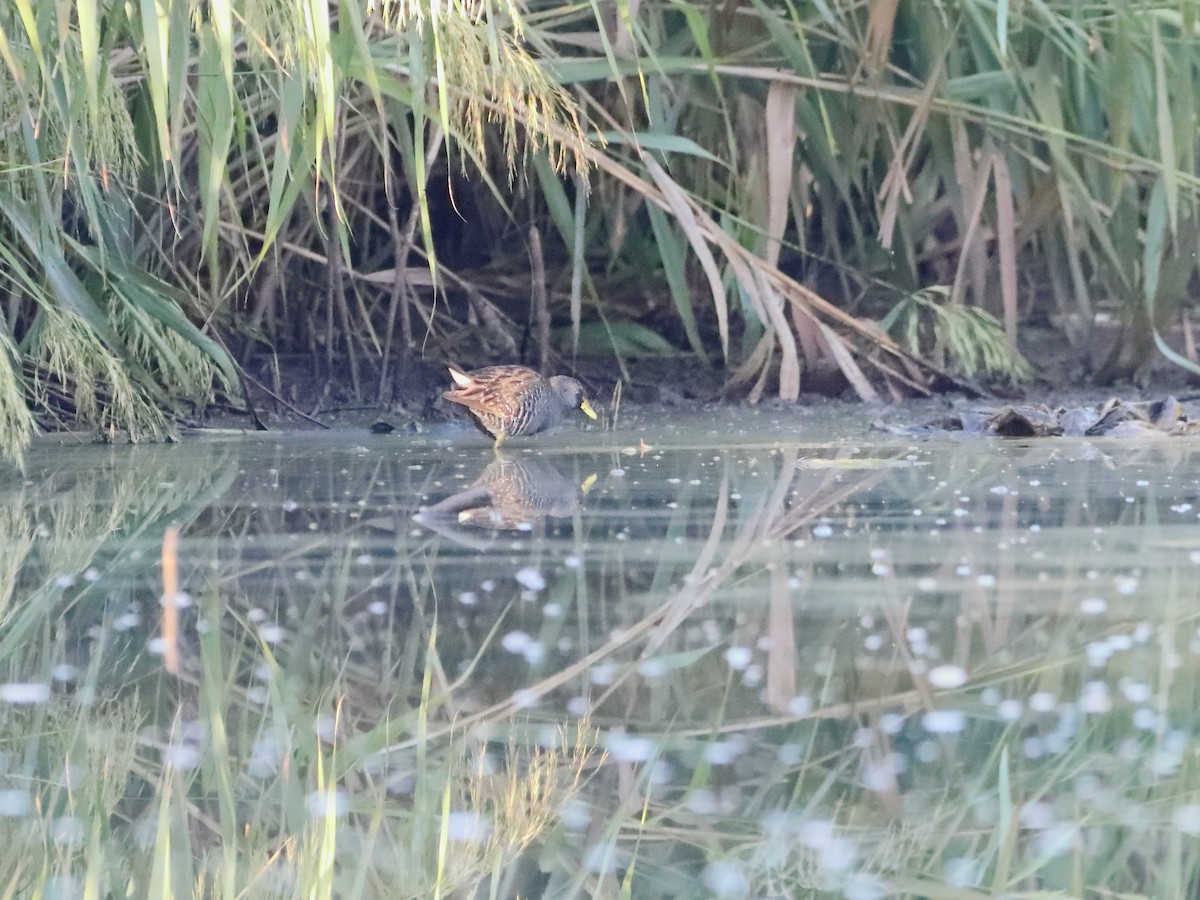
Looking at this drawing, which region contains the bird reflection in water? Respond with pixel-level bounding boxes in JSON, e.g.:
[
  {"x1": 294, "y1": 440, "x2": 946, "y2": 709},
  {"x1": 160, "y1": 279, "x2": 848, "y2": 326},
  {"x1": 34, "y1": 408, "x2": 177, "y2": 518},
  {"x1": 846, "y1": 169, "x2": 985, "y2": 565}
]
[{"x1": 414, "y1": 455, "x2": 597, "y2": 545}]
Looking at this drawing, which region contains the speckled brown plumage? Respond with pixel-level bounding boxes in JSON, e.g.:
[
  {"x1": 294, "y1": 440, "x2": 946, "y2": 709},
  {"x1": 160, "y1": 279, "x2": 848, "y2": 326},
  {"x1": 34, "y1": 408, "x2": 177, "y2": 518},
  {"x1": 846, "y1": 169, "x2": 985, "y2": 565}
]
[{"x1": 443, "y1": 365, "x2": 597, "y2": 445}]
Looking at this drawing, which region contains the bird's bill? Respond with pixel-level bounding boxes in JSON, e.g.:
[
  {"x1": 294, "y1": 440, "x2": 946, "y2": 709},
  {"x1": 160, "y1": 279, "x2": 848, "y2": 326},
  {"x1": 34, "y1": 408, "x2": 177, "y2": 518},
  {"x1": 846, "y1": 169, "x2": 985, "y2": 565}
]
[{"x1": 579, "y1": 399, "x2": 598, "y2": 420}]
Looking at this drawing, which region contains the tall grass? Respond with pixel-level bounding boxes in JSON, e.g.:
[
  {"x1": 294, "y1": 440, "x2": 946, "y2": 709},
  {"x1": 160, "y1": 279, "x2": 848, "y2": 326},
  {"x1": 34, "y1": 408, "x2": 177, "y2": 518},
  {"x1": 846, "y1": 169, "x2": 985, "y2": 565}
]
[{"x1": 0, "y1": 0, "x2": 1198, "y2": 462}]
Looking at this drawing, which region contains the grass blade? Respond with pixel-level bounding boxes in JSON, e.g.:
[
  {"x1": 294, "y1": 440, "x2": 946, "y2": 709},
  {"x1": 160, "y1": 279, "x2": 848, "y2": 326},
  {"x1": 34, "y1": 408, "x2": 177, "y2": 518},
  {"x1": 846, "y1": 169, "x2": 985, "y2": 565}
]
[{"x1": 643, "y1": 154, "x2": 729, "y2": 362}]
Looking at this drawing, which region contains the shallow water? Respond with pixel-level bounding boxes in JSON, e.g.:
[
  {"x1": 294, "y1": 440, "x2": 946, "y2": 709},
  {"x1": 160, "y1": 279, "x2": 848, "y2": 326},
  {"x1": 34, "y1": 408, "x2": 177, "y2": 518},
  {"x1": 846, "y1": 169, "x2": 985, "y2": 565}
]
[{"x1": 3, "y1": 409, "x2": 1200, "y2": 897}]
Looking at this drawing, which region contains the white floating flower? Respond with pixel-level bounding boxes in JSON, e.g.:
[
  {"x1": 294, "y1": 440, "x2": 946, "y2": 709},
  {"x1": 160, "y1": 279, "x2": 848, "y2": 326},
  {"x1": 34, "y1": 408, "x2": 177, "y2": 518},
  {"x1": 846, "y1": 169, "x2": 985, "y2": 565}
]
[
  {"x1": 0, "y1": 683, "x2": 50, "y2": 704},
  {"x1": 927, "y1": 665, "x2": 968, "y2": 689},
  {"x1": 515, "y1": 567, "x2": 546, "y2": 591},
  {"x1": 922, "y1": 710, "x2": 966, "y2": 734}
]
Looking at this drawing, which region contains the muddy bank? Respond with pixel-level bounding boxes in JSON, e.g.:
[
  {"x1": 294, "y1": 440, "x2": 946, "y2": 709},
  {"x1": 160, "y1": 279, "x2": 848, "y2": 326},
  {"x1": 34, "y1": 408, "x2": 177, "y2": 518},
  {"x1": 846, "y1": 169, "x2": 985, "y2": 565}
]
[{"x1": 209, "y1": 339, "x2": 1200, "y2": 440}]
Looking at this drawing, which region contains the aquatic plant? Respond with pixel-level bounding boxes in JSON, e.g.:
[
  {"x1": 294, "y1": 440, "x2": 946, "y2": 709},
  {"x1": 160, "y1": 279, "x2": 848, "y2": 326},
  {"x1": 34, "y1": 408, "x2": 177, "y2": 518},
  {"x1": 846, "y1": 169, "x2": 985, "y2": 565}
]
[{"x1": 1, "y1": 1, "x2": 1199, "y2": 463}]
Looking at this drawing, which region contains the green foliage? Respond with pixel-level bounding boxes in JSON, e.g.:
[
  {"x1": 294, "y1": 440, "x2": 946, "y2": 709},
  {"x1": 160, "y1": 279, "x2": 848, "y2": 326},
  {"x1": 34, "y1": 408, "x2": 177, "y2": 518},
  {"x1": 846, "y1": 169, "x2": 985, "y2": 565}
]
[
  {"x1": 0, "y1": 328, "x2": 33, "y2": 463},
  {"x1": 880, "y1": 286, "x2": 1033, "y2": 381},
  {"x1": 33, "y1": 307, "x2": 168, "y2": 436},
  {"x1": 0, "y1": 0, "x2": 232, "y2": 460},
  {"x1": 568, "y1": 319, "x2": 681, "y2": 358},
  {"x1": 0, "y1": 0, "x2": 599, "y2": 465},
  {"x1": 1, "y1": 0, "x2": 1198, "y2": 463},
  {"x1": 379, "y1": 0, "x2": 587, "y2": 177},
  {"x1": 571, "y1": 0, "x2": 1200, "y2": 388}
]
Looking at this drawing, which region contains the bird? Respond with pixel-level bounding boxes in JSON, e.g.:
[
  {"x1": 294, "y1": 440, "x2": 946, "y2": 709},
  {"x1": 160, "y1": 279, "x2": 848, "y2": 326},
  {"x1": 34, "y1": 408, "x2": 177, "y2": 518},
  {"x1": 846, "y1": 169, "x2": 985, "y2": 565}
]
[{"x1": 442, "y1": 365, "x2": 597, "y2": 447}]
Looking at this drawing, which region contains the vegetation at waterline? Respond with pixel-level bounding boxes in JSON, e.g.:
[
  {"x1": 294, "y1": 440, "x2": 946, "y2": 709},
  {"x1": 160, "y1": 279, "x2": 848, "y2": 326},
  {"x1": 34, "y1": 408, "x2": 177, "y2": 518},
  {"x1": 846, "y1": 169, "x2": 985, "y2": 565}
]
[{"x1": 1, "y1": 0, "x2": 1199, "y2": 460}]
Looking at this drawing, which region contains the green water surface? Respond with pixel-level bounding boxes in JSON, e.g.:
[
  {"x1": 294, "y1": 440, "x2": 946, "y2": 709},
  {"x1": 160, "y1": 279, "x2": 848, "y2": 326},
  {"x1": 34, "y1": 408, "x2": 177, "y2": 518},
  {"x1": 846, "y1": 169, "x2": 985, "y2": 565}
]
[{"x1": 2, "y1": 408, "x2": 1200, "y2": 898}]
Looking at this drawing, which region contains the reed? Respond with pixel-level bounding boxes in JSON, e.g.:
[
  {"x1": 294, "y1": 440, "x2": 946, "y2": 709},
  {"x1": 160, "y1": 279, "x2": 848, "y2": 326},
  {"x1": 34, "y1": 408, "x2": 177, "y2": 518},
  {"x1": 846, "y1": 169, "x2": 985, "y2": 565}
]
[{"x1": 0, "y1": 1, "x2": 1196, "y2": 461}]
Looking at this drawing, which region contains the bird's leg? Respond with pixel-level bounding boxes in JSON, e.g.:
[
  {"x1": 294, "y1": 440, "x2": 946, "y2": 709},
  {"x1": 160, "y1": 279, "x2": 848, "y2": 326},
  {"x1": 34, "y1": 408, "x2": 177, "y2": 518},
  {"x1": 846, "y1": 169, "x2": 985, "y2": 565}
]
[{"x1": 492, "y1": 432, "x2": 507, "y2": 451}]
